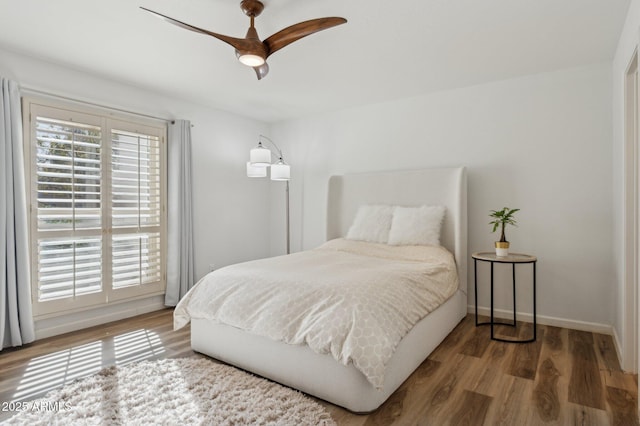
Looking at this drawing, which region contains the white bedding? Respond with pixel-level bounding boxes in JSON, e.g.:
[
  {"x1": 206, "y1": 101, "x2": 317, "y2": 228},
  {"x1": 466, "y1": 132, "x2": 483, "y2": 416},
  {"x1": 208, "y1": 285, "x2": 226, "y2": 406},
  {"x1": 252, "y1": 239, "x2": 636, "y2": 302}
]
[{"x1": 174, "y1": 238, "x2": 458, "y2": 389}]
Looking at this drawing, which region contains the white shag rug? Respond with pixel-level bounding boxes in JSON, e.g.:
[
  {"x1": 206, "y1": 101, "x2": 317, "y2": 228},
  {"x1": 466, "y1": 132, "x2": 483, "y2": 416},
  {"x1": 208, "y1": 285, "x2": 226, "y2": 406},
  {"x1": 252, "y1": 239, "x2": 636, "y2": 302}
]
[{"x1": 5, "y1": 357, "x2": 336, "y2": 426}]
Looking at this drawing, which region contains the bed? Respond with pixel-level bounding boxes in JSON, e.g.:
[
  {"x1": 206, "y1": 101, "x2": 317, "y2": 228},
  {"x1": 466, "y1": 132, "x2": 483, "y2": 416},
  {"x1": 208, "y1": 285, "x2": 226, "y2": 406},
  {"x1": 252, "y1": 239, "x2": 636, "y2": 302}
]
[{"x1": 176, "y1": 167, "x2": 467, "y2": 413}]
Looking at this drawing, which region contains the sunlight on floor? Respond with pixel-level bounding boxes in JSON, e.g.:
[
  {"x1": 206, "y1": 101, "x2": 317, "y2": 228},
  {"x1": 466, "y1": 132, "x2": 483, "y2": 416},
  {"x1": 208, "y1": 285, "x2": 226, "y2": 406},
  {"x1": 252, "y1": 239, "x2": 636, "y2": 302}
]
[
  {"x1": 114, "y1": 329, "x2": 165, "y2": 365},
  {"x1": 13, "y1": 329, "x2": 166, "y2": 401},
  {"x1": 13, "y1": 341, "x2": 102, "y2": 400}
]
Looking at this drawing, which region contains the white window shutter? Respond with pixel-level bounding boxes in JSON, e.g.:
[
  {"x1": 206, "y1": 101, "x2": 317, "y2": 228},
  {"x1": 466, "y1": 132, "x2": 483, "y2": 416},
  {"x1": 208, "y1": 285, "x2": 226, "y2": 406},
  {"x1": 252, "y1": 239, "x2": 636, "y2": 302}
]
[{"x1": 27, "y1": 101, "x2": 166, "y2": 315}]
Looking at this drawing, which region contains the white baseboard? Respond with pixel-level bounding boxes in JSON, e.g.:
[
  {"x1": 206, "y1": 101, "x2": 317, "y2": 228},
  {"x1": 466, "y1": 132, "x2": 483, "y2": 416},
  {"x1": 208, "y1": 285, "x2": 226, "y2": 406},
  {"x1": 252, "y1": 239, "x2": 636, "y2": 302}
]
[
  {"x1": 611, "y1": 326, "x2": 626, "y2": 371},
  {"x1": 35, "y1": 296, "x2": 166, "y2": 340},
  {"x1": 469, "y1": 305, "x2": 614, "y2": 335}
]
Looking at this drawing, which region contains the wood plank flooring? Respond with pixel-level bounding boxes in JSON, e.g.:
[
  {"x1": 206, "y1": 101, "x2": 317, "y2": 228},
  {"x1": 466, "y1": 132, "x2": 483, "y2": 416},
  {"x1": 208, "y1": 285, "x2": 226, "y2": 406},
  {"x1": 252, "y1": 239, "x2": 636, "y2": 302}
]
[{"x1": 0, "y1": 309, "x2": 637, "y2": 425}]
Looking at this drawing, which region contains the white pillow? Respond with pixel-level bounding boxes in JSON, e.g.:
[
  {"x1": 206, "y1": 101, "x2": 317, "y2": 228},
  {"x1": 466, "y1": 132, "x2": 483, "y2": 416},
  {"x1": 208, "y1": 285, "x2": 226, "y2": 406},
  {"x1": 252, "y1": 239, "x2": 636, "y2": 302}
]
[
  {"x1": 388, "y1": 205, "x2": 446, "y2": 246},
  {"x1": 346, "y1": 205, "x2": 394, "y2": 243}
]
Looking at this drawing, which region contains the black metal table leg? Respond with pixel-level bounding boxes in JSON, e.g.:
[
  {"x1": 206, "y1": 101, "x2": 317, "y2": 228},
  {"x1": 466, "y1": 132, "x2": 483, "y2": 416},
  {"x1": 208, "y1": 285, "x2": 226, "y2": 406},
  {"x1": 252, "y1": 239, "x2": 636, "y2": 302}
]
[
  {"x1": 533, "y1": 261, "x2": 537, "y2": 342},
  {"x1": 490, "y1": 261, "x2": 494, "y2": 340},
  {"x1": 488, "y1": 261, "x2": 536, "y2": 344},
  {"x1": 512, "y1": 263, "x2": 517, "y2": 326},
  {"x1": 474, "y1": 258, "x2": 478, "y2": 326},
  {"x1": 474, "y1": 258, "x2": 517, "y2": 329},
  {"x1": 472, "y1": 252, "x2": 537, "y2": 344}
]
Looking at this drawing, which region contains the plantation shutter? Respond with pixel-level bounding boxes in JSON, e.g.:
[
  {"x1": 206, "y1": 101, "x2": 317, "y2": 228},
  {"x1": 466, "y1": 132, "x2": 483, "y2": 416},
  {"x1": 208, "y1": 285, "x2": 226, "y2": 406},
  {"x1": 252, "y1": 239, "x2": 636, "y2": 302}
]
[
  {"x1": 26, "y1": 102, "x2": 166, "y2": 316},
  {"x1": 34, "y1": 114, "x2": 104, "y2": 302},
  {"x1": 110, "y1": 128, "x2": 162, "y2": 290}
]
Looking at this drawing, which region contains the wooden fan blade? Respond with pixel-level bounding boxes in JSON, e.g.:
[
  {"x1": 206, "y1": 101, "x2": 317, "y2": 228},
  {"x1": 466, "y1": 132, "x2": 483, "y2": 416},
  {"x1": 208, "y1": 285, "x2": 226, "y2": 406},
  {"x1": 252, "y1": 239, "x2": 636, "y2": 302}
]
[
  {"x1": 140, "y1": 7, "x2": 252, "y2": 51},
  {"x1": 263, "y1": 17, "x2": 347, "y2": 57},
  {"x1": 253, "y1": 62, "x2": 270, "y2": 80}
]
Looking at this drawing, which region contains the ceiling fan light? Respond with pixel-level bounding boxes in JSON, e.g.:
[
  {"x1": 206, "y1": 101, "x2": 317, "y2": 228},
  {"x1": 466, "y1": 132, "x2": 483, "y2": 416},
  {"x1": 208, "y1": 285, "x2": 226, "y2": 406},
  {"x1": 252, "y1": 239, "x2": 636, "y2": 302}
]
[{"x1": 238, "y1": 54, "x2": 265, "y2": 67}]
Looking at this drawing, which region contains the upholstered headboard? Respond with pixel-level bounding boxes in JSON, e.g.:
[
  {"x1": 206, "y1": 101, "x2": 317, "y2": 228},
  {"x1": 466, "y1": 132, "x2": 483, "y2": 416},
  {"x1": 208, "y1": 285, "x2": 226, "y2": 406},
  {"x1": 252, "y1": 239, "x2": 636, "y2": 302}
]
[{"x1": 326, "y1": 167, "x2": 468, "y2": 295}]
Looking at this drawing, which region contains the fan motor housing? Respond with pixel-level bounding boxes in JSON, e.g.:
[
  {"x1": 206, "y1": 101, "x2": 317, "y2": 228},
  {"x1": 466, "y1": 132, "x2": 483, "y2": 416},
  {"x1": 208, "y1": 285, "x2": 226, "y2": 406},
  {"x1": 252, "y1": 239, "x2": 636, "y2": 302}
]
[{"x1": 241, "y1": 0, "x2": 264, "y2": 18}]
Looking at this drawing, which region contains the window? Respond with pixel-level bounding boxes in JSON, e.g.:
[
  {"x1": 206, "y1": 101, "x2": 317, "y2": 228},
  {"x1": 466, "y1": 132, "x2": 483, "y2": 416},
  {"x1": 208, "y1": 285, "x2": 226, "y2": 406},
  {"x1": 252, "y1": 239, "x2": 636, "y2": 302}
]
[{"x1": 23, "y1": 99, "x2": 167, "y2": 317}]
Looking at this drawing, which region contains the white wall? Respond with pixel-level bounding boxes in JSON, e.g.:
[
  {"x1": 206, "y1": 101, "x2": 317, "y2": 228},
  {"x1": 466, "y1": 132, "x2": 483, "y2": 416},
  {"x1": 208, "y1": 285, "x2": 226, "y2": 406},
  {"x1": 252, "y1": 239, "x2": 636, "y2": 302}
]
[
  {"x1": 612, "y1": 0, "x2": 639, "y2": 370},
  {"x1": 0, "y1": 47, "x2": 271, "y2": 337},
  {"x1": 271, "y1": 63, "x2": 614, "y2": 329},
  {"x1": 0, "y1": 45, "x2": 619, "y2": 338}
]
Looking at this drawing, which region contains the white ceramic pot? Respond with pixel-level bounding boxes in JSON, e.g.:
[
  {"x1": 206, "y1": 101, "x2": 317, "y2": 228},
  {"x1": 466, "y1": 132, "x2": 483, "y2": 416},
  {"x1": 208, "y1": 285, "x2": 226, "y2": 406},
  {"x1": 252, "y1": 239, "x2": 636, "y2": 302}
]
[{"x1": 495, "y1": 241, "x2": 510, "y2": 257}]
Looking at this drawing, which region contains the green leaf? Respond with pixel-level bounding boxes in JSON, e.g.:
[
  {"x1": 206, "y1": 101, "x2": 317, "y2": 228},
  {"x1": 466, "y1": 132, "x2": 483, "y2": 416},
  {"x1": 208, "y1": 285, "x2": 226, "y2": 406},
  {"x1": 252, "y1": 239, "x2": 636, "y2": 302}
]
[{"x1": 488, "y1": 206, "x2": 519, "y2": 232}]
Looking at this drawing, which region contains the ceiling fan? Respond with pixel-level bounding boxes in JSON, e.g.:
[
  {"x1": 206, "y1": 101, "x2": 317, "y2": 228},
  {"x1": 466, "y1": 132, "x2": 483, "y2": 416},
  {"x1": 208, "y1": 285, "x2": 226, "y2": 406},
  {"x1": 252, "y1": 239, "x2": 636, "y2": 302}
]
[{"x1": 141, "y1": 0, "x2": 347, "y2": 80}]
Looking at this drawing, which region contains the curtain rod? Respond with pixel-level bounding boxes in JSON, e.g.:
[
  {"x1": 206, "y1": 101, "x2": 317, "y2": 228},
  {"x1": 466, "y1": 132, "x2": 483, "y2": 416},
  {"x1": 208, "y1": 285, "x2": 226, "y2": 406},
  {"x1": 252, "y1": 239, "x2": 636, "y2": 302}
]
[
  {"x1": 20, "y1": 85, "x2": 176, "y2": 124},
  {"x1": 170, "y1": 120, "x2": 195, "y2": 127}
]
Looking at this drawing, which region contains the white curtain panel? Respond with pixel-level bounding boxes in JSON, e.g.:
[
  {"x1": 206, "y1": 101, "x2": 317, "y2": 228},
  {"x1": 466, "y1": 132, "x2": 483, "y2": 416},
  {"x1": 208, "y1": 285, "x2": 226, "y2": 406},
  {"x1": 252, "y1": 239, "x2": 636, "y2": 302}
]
[
  {"x1": 165, "y1": 119, "x2": 195, "y2": 306},
  {"x1": 0, "y1": 77, "x2": 35, "y2": 350}
]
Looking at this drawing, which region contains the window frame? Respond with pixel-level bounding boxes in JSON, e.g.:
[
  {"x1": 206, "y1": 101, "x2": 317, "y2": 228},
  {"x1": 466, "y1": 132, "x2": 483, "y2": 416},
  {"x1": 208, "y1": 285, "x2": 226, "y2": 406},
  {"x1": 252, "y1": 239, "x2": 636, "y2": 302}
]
[{"x1": 22, "y1": 97, "x2": 168, "y2": 318}]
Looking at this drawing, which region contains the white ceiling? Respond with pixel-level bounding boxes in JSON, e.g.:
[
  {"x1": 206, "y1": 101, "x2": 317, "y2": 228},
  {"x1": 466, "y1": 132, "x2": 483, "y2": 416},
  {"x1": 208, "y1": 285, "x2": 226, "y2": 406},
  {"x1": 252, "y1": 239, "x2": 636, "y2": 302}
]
[{"x1": 0, "y1": 0, "x2": 631, "y2": 123}]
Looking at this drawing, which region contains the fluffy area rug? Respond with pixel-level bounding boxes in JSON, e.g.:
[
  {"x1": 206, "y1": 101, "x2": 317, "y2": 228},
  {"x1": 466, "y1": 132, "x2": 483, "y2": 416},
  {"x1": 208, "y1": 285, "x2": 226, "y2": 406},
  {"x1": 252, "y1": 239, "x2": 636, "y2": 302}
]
[{"x1": 5, "y1": 357, "x2": 336, "y2": 425}]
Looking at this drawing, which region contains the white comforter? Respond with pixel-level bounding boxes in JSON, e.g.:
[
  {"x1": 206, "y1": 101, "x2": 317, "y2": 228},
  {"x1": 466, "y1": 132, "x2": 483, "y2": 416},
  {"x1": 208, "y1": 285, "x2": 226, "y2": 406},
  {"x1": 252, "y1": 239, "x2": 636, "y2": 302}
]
[{"x1": 174, "y1": 238, "x2": 458, "y2": 389}]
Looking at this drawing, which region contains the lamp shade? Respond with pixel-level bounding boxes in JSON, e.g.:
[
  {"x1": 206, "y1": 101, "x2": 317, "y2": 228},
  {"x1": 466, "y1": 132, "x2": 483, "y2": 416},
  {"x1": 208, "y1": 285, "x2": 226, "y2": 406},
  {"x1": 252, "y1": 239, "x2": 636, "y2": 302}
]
[
  {"x1": 250, "y1": 145, "x2": 271, "y2": 166},
  {"x1": 270, "y1": 161, "x2": 290, "y2": 181},
  {"x1": 246, "y1": 161, "x2": 267, "y2": 178}
]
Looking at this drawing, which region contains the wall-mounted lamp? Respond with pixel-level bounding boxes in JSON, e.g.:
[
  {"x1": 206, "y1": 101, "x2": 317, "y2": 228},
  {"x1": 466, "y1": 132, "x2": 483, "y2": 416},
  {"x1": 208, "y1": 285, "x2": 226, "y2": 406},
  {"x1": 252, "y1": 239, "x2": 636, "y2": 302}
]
[{"x1": 247, "y1": 135, "x2": 290, "y2": 254}]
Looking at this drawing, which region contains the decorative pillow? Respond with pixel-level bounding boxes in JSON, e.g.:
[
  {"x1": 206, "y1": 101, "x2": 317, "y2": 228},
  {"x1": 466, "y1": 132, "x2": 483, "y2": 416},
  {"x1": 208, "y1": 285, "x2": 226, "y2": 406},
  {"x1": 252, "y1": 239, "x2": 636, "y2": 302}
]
[
  {"x1": 388, "y1": 205, "x2": 446, "y2": 246},
  {"x1": 346, "y1": 205, "x2": 395, "y2": 243}
]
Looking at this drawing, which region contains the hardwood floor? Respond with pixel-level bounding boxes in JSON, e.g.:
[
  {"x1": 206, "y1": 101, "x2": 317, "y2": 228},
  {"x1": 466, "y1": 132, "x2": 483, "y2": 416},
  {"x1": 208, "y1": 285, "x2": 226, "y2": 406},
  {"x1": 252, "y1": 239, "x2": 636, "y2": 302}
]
[{"x1": 0, "y1": 310, "x2": 637, "y2": 425}]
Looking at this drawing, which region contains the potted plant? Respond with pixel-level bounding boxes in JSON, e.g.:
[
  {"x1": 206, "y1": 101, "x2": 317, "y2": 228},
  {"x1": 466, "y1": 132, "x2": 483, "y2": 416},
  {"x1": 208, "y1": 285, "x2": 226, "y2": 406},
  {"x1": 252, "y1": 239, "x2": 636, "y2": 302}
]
[{"x1": 489, "y1": 207, "x2": 519, "y2": 257}]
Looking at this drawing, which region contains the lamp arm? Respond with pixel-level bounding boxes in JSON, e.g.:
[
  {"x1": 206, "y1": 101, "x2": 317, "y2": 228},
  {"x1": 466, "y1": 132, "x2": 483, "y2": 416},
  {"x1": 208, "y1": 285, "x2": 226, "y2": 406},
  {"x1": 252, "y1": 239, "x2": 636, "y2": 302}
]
[
  {"x1": 254, "y1": 135, "x2": 290, "y2": 255},
  {"x1": 259, "y1": 135, "x2": 285, "y2": 161}
]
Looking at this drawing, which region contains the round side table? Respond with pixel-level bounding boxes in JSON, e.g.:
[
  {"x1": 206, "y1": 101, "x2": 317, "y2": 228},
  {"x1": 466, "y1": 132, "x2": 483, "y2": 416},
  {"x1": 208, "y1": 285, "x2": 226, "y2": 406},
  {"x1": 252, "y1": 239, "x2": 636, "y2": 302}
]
[{"x1": 472, "y1": 252, "x2": 537, "y2": 343}]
